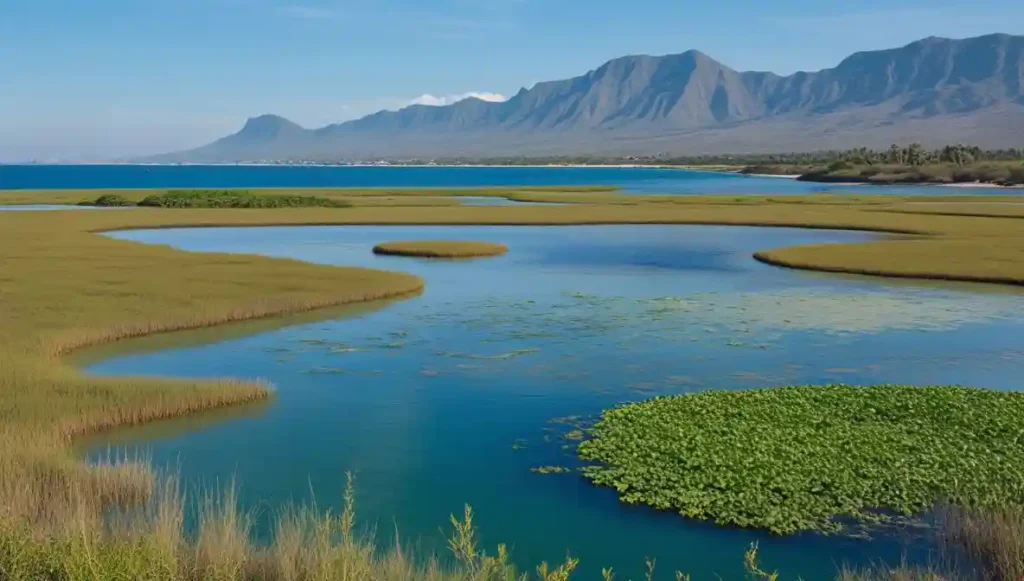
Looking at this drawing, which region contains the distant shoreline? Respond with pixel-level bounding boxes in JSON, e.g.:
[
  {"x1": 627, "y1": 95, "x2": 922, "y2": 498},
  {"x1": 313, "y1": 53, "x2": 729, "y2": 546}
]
[
  {"x1": 5, "y1": 162, "x2": 1022, "y2": 190},
  {"x1": 4, "y1": 162, "x2": 659, "y2": 169}
]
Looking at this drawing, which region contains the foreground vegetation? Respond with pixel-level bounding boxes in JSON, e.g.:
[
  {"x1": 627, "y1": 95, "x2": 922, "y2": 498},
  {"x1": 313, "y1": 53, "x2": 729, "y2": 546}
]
[
  {"x1": 578, "y1": 384, "x2": 1024, "y2": 535},
  {"x1": 372, "y1": 240, "x2": 508, "y2": 258},
  {"x1": 1, "y1": 193, "x2": 1023, "y2": 578},
  {"x1": 4, "y1": 469, "x2": 1024, "y2": 580}
]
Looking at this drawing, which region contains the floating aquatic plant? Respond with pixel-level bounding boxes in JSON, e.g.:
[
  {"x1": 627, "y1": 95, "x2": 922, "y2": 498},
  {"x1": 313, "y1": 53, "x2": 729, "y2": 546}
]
[
  {"x1": 579, "y1": 384, "x2": 1024, "y2": 534},
  {"x1": 530, "y1": 466, "x2": 573, "y2": 475}
]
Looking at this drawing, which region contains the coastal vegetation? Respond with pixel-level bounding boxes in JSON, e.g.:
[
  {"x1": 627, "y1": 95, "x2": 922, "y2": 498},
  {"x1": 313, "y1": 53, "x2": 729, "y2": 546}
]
[
  {"x1": 88, "y1": 193, "x2": 135, "y2": 207},
  {"x1": 372, "y1": 240, "x2": 508, "y2": 258},
  {"x1": 247, "y1": 146, "x2": 1024, "y2": 186},
  {"x1": 577, "y1": 384, "x2": 1024, "y2": 534},
  {"x1": 0, "y1": 194, "x2": 1023, "y2": 579},
  {"x1": 135, "y1": 189, "x2": 352, "y2": 208},
  {"x1": 308, "y1": 146, "x2": 1024, "y2": 175},
  {"x1": 796, "y1": 161, "x2": 1024, "y2": 186},
  {"x1": 740, "y1": 144, "x2": 1024, "y2": 186}
]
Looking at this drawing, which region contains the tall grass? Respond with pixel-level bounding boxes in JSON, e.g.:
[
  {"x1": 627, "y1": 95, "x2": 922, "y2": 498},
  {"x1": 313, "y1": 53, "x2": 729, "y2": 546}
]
[
  {"x1": 0, "y1": 209, "x2": 424, "y2": 540},
  {"x1": 838, "y1": 506, "x2": 1024, "y2": 580},
  {"x1": 7, "y1": 469, "x2": 1024, "y2": 580},
  {"x1": 0, "y1": 471, "x2": 578, "y2": 581}
]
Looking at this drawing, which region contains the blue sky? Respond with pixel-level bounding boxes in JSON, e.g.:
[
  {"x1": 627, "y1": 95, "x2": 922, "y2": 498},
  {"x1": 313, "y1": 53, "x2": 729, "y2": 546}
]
[{"x1": 1, "y1": 0, "x2": 1022, "y2": 160}]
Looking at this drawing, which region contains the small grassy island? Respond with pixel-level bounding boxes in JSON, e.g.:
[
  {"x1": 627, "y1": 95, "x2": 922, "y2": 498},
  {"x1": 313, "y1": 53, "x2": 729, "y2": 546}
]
[
  {"x1": 578, "y1": 384, "x2": 1024, "y2": 535},
  {"x1": 372, "y1": 240, "x2": 508, "y2": 258}
]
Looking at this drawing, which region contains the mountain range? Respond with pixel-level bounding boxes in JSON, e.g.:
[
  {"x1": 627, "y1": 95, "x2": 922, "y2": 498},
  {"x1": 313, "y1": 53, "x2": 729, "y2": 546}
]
[{"x1": 154, "y1": 33, "x2": 1024, "y2": 161}]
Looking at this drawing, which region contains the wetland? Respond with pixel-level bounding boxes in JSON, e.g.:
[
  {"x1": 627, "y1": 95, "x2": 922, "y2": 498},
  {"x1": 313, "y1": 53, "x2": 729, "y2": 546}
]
[{"x1": 78, "y1": 224, "x2": 1024, "y2": 579}]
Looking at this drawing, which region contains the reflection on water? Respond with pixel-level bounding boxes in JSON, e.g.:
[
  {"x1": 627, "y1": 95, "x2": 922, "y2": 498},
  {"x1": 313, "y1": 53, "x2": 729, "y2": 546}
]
[{"x1": 84, "y1": 225, "x2": 1024, "y2": 580}]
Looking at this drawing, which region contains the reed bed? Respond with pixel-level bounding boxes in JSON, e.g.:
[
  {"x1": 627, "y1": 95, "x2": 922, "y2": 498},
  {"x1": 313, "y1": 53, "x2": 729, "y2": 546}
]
[
  {"x1": 372, "y1": 241, "x2": 508, "y2": 258},
  {"x1": 0, "y1": 209, "x2": 424, "y2": 538}
]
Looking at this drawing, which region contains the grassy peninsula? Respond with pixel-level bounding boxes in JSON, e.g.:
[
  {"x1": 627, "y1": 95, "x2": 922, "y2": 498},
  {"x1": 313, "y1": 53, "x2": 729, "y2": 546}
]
[
  {"x1": 1, "y1": 192, "x2": 1024, "y2": 579},
  {"x1": 373, "y1": 240, "x2": 508, "y2": 258}
]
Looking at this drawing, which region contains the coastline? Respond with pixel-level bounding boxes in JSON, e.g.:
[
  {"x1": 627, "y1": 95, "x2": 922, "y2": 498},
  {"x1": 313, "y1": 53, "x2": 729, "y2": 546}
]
[{"x1": 738, "y1": 173, "x2": 802, "y2": 179}]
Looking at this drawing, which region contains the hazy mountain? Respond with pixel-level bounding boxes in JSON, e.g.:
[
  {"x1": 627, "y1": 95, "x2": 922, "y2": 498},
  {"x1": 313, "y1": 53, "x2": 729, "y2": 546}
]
[{"x1": 155, "y1": 33, "x2": 1024, "y2": 161}]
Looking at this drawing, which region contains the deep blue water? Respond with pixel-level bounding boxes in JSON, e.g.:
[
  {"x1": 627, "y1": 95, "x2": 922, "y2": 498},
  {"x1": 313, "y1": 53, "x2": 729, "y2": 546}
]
[
  {"x1": 3, "y1": 164, "x2": 1023, "y2": 195},
  {"x1": 80, "y1": 225, "x2": 1024, "y2": 580}
]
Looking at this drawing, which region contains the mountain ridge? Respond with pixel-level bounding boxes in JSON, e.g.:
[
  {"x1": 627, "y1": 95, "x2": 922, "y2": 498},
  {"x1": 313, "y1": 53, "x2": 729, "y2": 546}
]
[{"x1": 154, "y1": 33, "x2": 1024, "y2": 161}]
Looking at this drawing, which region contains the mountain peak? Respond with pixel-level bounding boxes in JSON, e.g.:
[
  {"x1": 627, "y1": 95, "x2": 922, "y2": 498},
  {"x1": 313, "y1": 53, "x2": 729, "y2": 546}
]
[{"x1": 240, "y1": 114, "x2": 303, "y2": 132}]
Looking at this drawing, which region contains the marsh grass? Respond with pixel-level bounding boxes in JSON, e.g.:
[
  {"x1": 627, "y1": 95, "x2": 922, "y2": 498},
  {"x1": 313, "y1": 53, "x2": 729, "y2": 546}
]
[
  {"x1": 0, "y1": 209, "x2": 424, "y2": 541},
  {"x1": 837, "y1": 505, "x2": 1024, "y2": 580},
  {"x1": 372, "y1": 241, "x2": 509, "y2": 258}
]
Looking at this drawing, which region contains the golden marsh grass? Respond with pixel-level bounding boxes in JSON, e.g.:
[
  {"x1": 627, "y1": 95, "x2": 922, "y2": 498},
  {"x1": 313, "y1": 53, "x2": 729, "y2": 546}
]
[{"x1": 372, "y1": 240, "x2": 508, "y2": 258}]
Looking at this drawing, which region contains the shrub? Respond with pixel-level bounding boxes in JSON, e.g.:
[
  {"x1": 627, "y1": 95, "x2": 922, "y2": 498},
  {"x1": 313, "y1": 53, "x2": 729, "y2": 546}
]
[
  {"x1": 91, "y1": 194, "x2": 134, "y2": 207},
  {"x1": 137, "y1": 190, "x2": 350, "y2": 209}
]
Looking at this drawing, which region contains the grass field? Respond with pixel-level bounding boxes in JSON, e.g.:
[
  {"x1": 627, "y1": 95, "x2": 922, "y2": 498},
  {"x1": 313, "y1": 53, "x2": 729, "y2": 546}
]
[
  {"x1": 372, "y1": 240, "x2": 509, "y2": 258},
  {"x1": 1, "y1": 190, "x2": 1023, "y2": 579}
]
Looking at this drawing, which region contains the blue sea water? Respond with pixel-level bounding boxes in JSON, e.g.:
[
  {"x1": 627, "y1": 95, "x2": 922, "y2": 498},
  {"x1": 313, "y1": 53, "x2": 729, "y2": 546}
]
[
  {"x1": 2, "y1": 164, "x2": 1023, "y2": 195},
  {"x1": 80, "y1": 224, "x2": 1024, "y2": 580}
]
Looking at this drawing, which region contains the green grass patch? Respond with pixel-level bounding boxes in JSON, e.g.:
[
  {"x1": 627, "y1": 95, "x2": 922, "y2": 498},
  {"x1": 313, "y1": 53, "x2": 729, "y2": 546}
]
[
  {"x1": 135, "y1": 189, "x2": 351, "y2": 208},
  {"x1": 578, "y1": 384, "x2": 1024, "y2": 534}
]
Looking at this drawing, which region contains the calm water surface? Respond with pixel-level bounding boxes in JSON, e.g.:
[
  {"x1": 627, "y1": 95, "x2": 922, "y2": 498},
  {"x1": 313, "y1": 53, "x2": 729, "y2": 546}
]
[
  {"x1": 83, "y1": 225, "x2": 1024, "y2": 579},
  {"x1": 4, "y1": 164, "x2": 1023, "y2": 195}
]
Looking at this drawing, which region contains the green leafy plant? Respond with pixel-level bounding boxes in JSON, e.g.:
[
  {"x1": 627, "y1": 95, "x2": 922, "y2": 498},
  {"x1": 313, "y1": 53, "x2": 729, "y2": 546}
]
[{"x1": 579, "y1": 384, "x2": 1024, "y2": 534}]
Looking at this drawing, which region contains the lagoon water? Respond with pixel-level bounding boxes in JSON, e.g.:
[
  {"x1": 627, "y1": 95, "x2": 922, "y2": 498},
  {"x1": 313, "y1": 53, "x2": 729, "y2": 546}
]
[
  {"x1": 3, "y1": 164, "x2": 1023, "y2": 195},
  {"x1": 83, "y1": 225, "x2": 1024, "y2": 579}
]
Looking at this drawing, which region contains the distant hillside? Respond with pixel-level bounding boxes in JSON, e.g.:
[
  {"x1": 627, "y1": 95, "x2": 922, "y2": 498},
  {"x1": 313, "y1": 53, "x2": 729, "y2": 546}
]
[{"x1": 153, "y1": 33, "x2": 1024, "y2": 161}]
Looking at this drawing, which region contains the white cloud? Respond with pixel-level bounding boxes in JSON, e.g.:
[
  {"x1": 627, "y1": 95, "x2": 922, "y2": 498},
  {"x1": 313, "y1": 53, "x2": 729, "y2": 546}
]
[{"x1": 407, "y1": 92, "x2": 508, "y2": 107}]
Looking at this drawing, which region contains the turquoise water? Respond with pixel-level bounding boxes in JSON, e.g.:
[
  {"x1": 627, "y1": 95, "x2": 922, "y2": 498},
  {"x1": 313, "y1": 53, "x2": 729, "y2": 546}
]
[
  {"x1": 3, "y1": 164, "x2": 1023, "y2": 195},
  {"x1": 83, "y1": 225, "x2": 1024, "y2": 579}
]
